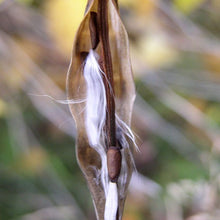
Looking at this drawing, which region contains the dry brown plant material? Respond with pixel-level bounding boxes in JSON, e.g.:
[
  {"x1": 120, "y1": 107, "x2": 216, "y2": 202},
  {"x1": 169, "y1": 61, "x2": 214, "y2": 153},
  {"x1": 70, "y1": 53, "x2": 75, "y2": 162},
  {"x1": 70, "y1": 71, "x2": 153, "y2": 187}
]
[{"x1": 67, "y1": 0, "x2": 135, "y2": 219}]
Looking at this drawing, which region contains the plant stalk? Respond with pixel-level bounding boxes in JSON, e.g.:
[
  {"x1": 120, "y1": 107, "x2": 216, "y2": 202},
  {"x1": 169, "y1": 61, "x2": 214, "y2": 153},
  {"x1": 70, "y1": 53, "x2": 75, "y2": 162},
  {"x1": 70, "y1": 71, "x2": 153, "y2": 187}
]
[{"x1": 98, "y1": 0, "x2": 116, "y2": 148}]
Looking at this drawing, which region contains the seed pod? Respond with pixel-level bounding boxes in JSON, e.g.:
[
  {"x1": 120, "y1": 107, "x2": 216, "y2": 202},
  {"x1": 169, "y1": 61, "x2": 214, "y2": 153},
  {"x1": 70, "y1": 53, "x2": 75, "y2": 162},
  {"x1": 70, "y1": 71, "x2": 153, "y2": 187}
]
[
  {"x1": 67, "y1": 0, "x2": 135, "y2": 219},
  {"x1": 107, "y1": 146, "x2": 122, "y2": 182}
]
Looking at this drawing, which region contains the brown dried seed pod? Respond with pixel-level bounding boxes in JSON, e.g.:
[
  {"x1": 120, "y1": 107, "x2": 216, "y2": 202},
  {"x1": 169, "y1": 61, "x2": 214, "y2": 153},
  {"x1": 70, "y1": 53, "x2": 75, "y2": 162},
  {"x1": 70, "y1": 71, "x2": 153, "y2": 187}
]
[
  {"x1": 67, "y1": 0, "x2": 135, "y2": 217},
  {"x1": 107, "y1": 146, "x2": 122, "y2": 182}
]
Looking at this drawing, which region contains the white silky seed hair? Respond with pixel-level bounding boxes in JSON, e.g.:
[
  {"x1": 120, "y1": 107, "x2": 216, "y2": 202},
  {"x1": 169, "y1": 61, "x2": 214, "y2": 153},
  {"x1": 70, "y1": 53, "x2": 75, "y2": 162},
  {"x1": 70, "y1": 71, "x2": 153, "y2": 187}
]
[
  {"x1": 83, "y1": 49, "x2": 109, "y2": 197},
  {"x1": 84, "y1": 49, "x2": 106, "y2": 147},
  {"x1": 83, "y1": 50, "x2": 137, "y2": 220},
  {"x1": 84, "y1": 50, "x2": 119, "y2": 220},
  {"x1": 104, "y1": 182, "x2": 118, "y2": 220}
]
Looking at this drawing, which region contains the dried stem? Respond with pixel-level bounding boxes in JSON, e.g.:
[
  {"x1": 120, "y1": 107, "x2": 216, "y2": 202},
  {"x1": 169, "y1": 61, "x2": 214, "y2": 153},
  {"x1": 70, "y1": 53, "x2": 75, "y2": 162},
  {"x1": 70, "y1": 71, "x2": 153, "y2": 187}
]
[{"x1": 98, "y1": 0, "x2": 116, "y2": 148}]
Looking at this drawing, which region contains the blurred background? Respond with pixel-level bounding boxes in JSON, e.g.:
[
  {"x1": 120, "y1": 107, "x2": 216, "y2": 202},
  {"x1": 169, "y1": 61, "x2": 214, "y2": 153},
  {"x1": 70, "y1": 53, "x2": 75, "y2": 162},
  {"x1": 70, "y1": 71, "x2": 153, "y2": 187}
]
[{"x1": 0, "y1": 0, "x2": 220, "y2": 219}]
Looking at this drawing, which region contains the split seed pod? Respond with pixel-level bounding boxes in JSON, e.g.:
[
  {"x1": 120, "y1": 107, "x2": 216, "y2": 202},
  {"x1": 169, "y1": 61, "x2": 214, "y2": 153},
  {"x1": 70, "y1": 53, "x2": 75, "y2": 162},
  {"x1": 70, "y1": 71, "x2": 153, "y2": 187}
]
[{"x1": 67, "y1": 0, "x2": 135, "y2": 219}]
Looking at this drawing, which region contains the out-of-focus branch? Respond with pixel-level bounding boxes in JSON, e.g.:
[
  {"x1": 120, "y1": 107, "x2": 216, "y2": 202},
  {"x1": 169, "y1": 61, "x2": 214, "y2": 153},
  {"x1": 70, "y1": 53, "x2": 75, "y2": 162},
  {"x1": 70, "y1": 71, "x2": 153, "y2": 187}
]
[
  {"x1": 142, "y1": 73, "x2": 220, "y2": 151},
  {"x1": 152, "y1": 0, "x2": 220, "y2": 57},
  {"x1": 156, "y1": 70, "x2": 220, "y2": 102},
  {"x1": 0, "y1": 30, "x2": 76, "y2": 138},
  {"x1": 129, "y1": 172, "x2": 161, "y2": 198},
  {"x1": 134, "y1": 95, "x2": 201, "y2": 162},
  {"x1": 21, "y1": 205, "x2": 85, "y2": 220}
]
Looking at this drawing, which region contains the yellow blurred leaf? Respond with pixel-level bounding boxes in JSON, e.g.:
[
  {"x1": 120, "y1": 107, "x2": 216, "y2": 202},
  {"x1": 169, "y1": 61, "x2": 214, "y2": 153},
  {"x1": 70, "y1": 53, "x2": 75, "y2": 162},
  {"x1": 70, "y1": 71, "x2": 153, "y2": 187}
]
[
  {"x1": 189, "y1": 98, "x2": 206, "y2": 111},
  {"x1": 15, "y1": 147, "x2": 48, "y2": 174},
  {"x1": 204, "y1": 54, "x2": 220, "y2": 75},
  {"x1": 120, "y1": 0, "x2": 154, "y2": 15},
  {"x1": 174, "y1": 0, "x2": 205, "y2": 14},
  {"x1": 123, "y1": 198, "x2": 143, "y2": 220},
  {"x1": 45, "y1": 0, "x2": 87, "y2": 56},
  {"x1": 4, "y1": 68, "x2": 26, "y2": 90},
  {"x1": 139, "y1": 34, "x2": 178, "y2": 69}
]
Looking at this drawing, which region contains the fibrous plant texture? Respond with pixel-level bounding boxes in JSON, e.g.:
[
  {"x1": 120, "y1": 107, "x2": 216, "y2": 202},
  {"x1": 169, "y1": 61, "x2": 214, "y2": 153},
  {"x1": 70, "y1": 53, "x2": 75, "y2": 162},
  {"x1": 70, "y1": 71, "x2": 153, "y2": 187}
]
[{"x1": 67, "y1": 0, "x2": 136, "y2": 219}]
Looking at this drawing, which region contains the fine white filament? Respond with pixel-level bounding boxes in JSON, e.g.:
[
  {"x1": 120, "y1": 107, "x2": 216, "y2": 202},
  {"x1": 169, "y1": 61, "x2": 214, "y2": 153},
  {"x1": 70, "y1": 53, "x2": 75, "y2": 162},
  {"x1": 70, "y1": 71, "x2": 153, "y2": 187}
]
[{"x1": 28, "y1": 94, "x2": 86, "y2": 104}]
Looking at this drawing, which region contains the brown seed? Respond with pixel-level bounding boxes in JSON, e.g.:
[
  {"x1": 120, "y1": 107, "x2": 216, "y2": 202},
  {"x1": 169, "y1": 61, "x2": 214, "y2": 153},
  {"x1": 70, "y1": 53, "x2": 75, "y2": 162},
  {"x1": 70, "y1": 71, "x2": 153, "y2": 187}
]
[{"x1": 107, "y1": 146, "x2": 122, "y2": 182}]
